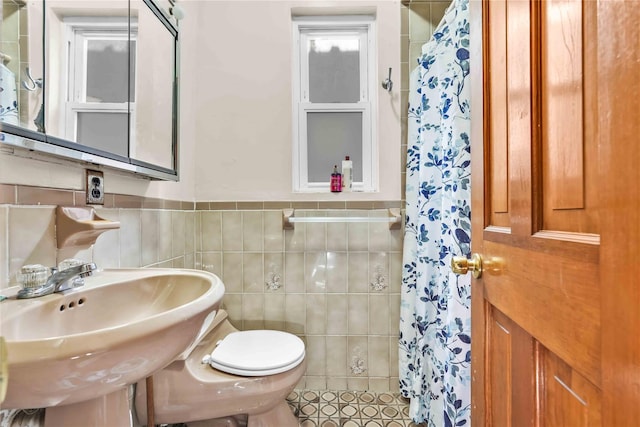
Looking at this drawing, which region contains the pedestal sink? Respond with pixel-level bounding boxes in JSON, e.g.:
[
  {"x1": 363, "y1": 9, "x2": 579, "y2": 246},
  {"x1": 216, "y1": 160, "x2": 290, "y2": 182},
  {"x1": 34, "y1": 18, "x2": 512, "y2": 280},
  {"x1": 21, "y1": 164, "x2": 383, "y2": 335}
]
[{"x1": 0, "y1": 268, "x2": 225, "y2": 426}]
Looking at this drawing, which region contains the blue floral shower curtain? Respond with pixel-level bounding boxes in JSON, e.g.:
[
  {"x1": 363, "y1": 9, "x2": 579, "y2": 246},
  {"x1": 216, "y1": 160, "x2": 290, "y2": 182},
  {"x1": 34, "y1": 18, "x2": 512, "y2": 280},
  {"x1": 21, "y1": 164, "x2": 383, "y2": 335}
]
[{"x1": 399, "y1": 0, "x2": 471, "y2": 425}]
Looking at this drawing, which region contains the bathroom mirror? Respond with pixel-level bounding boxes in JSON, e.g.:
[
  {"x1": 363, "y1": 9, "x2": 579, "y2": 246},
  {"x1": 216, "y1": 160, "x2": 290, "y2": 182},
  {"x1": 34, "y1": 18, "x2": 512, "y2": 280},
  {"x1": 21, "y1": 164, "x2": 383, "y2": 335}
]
[
  {"x1": 44, "y1": 0, "x2": 131, "y2": 157},
  {"x1": 129, "y1": 0, "x2": 175, "y2": 171},
  {"x1": 0, "y1": 0, "x2": 45, "y2": 134},
  {"x1": 0, "y1": 0, "x2": 178, "y2": 180}
]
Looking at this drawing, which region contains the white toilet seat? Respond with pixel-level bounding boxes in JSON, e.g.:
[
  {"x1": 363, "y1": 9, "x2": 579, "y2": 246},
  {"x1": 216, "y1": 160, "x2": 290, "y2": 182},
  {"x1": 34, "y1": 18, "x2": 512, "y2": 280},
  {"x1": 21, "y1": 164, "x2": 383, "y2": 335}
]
[{"x1": 209, "y1": 330, "x2": 305, "y2": 376}]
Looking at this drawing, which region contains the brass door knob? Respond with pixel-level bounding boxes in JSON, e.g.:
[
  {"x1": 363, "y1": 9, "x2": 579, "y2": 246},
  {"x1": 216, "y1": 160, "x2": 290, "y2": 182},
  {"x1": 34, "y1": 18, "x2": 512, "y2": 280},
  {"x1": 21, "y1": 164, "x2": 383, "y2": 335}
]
[{"x1": 451, "y1": 253, "x2": 483, "y2": 278}]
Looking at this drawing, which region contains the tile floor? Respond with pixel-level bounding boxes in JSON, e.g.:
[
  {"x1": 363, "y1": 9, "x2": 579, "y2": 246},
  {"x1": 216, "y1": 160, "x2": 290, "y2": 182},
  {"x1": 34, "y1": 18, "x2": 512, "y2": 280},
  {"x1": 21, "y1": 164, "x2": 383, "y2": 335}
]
[
  {"x1": 176, "y1": 390, "x2": 426, "y2": 427},
  {"x1": 287, "y1": 390, "x2": 426, "y2": 427},
  {"x1": 0, "y1": 391, "x2": 425, "y2": 427}
]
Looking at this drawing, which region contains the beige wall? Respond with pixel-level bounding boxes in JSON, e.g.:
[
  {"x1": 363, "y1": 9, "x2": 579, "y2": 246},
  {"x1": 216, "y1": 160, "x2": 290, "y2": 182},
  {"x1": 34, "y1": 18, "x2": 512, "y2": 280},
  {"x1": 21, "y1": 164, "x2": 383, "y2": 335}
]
[
  {"x1": 1, "y1": 0, "x2": 406, "y2": 203},
  {"x1": 190, "y1": 0, "x2": 402, "y2": 202}
]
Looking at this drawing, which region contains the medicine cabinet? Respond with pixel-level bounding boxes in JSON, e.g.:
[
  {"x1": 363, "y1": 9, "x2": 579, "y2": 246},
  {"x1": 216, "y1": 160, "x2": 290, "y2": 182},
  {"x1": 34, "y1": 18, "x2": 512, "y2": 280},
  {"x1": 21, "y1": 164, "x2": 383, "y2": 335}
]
[{"x1": 0, "y1": 0, "x2": 179, "y2": 180}]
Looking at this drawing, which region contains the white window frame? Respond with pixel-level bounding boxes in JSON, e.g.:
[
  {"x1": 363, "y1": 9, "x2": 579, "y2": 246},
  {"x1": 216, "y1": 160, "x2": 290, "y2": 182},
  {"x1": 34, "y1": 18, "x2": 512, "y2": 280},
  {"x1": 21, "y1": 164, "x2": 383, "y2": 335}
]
[
  {"x1": 292, "y1": 16, "x2": 377, "y2": 193},
  {"x1": 62, "y1": 17, "x2": 137, "y2": 146}
]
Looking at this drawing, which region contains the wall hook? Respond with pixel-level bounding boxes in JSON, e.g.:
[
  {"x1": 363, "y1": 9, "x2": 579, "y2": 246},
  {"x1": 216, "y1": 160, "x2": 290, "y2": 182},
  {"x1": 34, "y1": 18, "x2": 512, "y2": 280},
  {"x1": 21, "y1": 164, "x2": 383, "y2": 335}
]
[
  {"x1": 22, "y1": 67, "x2": 43, "y2": 92},
  {"x1": 381, "y1": 67, "x2": 393, "y2": 92}
]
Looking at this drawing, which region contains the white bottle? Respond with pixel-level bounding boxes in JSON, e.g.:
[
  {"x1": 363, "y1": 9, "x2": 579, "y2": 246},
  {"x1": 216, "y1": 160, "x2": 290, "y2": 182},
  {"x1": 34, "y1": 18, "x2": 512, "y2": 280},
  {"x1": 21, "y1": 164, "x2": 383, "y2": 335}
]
[{"x1": 342, "y1": 156, "x2": 353, "y2": 192}]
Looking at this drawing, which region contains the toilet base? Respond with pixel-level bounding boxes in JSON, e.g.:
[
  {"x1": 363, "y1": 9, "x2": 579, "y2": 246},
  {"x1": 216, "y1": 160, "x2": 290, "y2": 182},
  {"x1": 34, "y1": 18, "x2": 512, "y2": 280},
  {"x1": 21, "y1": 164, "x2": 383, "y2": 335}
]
[{"x1": 134, "y1": 311, "x2": 305, "y2": 427}]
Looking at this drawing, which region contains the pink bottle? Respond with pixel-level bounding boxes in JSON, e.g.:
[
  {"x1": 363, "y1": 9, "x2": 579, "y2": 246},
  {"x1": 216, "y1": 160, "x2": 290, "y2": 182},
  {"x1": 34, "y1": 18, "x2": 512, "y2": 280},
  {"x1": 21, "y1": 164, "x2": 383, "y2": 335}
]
[{"x1": 330, "y1": 165, "x2": 342, "y2": 193}]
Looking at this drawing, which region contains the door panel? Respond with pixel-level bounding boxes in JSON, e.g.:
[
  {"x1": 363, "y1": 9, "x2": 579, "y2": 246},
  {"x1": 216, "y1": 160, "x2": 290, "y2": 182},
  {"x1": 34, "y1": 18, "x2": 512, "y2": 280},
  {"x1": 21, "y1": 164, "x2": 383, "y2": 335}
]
[
  {"x1": 504, "y1": 0, "x2": 532, "y2": 237},
  {"x1": 542, "y1": 350, "x2": 601, "y2": 427},
  {"x1": 488, "y1": 309, "x2": 536, "y2": 427},
  {"x1": 541, "y1": 0, "x2": 585, "y2": 212},
  {"x1": 470, "y1": 0, "x2": 608, "y2": 425},
  {"x1": 482, "y1": 240, "x2": 599, "y2": 384},
  {"x1": 489, "y1": 312, "x2": 512, "y2": 427},
  {"x1": 539, "y1": 0, "x2": 599, "y2": 234},
  {"x1": 487, "y1": 0, "x2": 510, "y2": 228}
]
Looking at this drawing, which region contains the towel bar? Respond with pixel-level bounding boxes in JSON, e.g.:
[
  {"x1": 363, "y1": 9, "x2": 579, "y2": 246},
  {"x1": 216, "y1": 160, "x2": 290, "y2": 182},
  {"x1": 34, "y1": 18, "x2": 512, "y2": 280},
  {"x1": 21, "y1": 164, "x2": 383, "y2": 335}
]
[{"x1": 282, "y1": 208, "x2": 401, "y2": 230}]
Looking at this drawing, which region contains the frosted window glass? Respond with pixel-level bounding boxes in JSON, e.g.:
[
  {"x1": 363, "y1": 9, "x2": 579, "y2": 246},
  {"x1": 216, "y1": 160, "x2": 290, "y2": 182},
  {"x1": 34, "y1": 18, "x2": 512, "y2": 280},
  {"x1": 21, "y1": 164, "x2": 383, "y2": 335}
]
[
  {"x1": 308, "y1": 36, "x2": 360, "y2": 103},
  {"x1": 77, "y1": 112, "x2": 128, "y2": 157},
  {"x1": 86, "y1": 39, "x2": 135, "y2": 103},
  {"x1": 307, "y1": 112, "x2": 362, "y2": 183}
]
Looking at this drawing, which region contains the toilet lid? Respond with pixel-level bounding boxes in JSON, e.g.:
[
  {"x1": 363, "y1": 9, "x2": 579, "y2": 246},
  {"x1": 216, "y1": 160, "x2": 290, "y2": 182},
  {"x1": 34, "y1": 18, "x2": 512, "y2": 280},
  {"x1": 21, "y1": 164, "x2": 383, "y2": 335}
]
[{"x1": 209, "y1": 330, "x2": 305, "y2": 376}]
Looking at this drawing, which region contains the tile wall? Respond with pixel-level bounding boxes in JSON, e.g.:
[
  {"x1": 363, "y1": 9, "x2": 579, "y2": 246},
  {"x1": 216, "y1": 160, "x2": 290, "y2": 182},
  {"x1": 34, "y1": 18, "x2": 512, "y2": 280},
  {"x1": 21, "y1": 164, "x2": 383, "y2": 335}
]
[
  {"x1": 0, "y1": 185, "x2": 404, "y2": 392},
  {"x1": 196, "y1": 205, "x2": 403, "y2": 391},
  {"x1": 0, "y1": 184, "x2": 198, "y2": 290},
  {"x1": 405, "y1": 0, "x2": 452, "y2": 67}
]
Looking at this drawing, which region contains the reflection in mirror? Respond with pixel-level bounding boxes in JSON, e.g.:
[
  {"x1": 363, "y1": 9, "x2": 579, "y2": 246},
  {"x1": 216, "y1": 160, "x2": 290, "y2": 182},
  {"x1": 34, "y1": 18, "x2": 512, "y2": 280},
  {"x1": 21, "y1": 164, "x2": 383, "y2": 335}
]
[
  {"x1": 0, "y1": 0, "x2": 178, "y2": 180},
  {"x1": 130, "y1": 0, "x2": 174, "y2": 170},
  {"x1": 0, "y1": 0, "x2": 44, "y2": 133},
  {"x1": 45, "y1": 0, "x2": 130, "y2": 157}
]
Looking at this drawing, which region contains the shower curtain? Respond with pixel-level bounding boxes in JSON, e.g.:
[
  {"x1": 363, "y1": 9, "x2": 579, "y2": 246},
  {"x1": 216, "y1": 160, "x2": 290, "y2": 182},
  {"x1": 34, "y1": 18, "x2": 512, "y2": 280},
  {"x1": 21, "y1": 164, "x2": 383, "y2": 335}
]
[
  {"x1": 399, "y1": 0, "x2": 471, "y2": 425},
  {"x1": 0, "y1": 63, "x2": 19, "y2": 125}
]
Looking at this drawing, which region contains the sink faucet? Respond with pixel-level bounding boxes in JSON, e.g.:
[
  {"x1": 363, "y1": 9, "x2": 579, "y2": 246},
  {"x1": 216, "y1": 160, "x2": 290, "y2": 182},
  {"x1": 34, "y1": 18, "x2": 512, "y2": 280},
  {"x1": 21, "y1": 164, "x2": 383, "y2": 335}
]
[{"x1": 17, "y1": 263, "x2": 97, "y2": 299}]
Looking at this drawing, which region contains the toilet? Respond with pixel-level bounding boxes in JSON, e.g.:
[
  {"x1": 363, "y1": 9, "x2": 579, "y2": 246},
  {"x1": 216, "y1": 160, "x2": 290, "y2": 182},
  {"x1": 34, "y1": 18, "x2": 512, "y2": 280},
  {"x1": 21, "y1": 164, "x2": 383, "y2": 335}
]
[{"x1": 134, "y1": 310, "x2": 306, "y2": 427}]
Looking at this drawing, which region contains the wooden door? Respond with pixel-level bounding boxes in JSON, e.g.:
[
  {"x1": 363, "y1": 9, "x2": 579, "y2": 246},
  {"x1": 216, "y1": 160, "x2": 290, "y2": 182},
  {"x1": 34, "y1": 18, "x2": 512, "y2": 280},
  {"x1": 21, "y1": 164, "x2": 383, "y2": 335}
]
[{"x1": 468, "y1": 0, "x2": 640, "y2": 426}]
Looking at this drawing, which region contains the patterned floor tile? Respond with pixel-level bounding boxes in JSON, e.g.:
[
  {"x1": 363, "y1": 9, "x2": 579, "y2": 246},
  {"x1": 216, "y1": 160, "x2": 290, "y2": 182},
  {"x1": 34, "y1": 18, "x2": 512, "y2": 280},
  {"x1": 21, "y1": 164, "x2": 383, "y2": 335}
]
[{"x1": 287, "y1": 390, "x2": 426, "y2": 427}]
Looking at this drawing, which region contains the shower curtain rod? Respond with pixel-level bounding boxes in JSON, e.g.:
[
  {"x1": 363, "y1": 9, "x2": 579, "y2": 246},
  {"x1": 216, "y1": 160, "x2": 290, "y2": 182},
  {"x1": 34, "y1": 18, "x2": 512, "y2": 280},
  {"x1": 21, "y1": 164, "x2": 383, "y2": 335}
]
[{"x1": 282, "y1": 208, "x2": 402, "y2": 230}]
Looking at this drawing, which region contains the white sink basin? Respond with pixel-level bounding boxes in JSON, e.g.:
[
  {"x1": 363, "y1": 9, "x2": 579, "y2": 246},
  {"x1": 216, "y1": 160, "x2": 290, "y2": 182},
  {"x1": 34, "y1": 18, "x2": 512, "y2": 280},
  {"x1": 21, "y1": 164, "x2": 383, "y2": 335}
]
[{"x1": 0, "y1": 268, "x2": 225, "y2": 410}]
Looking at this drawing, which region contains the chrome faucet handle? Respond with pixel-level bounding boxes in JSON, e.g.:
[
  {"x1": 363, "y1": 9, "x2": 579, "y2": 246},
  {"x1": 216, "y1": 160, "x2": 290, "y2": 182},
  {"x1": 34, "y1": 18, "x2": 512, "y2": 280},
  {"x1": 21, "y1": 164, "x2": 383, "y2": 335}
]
[
  {"x1": 16, "y1": 262, "x2": 96, "y2": 299},
  {"x1": 51, "y1": 262, "x2": 96, "y2": 292},
  {"x1": 70, "y1": 264, "x2": 95, "y2": 289},
  {"x1": 77, "y1": 262, "x2": 97, "y2": 277}
]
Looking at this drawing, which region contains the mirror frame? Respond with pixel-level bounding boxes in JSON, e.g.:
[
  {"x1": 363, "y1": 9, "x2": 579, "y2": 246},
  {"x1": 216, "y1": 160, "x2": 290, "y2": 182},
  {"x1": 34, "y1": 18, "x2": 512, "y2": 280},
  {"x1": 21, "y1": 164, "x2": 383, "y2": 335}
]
[{"x1": 0, "y1": 0, "x2": 179, "y2": 181}]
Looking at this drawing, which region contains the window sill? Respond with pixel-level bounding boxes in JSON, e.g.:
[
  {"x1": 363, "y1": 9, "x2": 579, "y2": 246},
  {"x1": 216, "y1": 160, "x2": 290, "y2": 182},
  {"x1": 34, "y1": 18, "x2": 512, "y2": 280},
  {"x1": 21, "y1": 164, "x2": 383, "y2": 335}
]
[{"x1": 295, "y1": 184, "x2": 375, "y2": 194}]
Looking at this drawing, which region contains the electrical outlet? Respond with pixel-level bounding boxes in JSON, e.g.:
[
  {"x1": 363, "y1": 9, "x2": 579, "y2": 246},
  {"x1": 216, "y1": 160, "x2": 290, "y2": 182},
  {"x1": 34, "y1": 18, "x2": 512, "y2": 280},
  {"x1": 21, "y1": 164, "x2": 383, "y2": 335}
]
[{"x1": 86, "y1": 170, "x2": 104, "y2": 205}]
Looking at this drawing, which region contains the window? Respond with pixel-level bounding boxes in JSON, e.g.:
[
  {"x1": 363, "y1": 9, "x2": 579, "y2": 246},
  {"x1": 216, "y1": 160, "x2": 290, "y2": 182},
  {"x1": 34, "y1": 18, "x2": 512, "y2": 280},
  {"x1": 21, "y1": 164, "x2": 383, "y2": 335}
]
[
  {"x1": 63, "y1": 17, "x2": 137, "y2": 157},
  {"x1": 292, "y1": 16, "x2": 377, "y2": 192}
]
